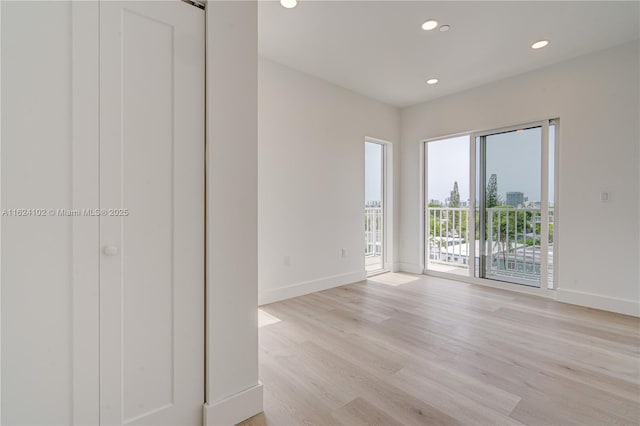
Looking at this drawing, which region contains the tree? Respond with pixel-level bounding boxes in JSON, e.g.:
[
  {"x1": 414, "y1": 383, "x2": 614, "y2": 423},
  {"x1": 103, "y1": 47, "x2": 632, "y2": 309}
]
[
  {"x1": 449, "y1": 181, "x2": 460, "y2": 208},
  {"x1": 486, "y1": 173, "x2": 500, "y2": 207},
  {"x1": 492, "y1": 206, "x2": 521, "y2": 268},
  {"x1": 427, "y1": 201, "x2": 443, "y2": 239},
  {"x1": 476, "y1": 174, "x2": 501, "y2": 240},
  {"x1": 485, "y1": 174, "x2": 524, "y2": 270}
]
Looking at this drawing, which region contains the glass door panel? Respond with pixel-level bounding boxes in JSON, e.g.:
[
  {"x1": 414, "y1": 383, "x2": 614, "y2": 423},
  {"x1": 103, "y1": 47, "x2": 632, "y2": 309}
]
[
  {"x1": 481, "y1": 127, "x2": 542, "y2": 287},
  {"x1": 425, "y1": 136, "x2": 470, "y2": 276},
  {"x1": 365, "y1": 141, "x2": 384, "y2": 273}
]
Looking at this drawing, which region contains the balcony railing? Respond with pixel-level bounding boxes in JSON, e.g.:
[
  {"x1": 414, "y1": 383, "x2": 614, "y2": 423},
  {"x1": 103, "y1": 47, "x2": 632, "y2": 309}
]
[
  {"x1": 365, "y1": 206, "x2": 382, "y2": 257},
  {"x1": 427, "y1": 206, "x2": 554, "y2": 285},
  {"x1": 427, "y1": 207, "x2": 470, "y2": 266},
  {"x1": 486, "y1": 207, "x2": 543, "y2": 284}
]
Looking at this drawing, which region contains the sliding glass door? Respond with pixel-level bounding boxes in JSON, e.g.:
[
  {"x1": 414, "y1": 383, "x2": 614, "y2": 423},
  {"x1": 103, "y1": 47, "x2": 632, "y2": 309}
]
[
  {"x1": 477, "y1": 126, "x2": 543, "y2": 286},
  {"x1": 424, "y1": 120, "x2": 557, "y2": 290},
  {"x1": 475, "y1": 121, "x2": 557, "y2": 289}
]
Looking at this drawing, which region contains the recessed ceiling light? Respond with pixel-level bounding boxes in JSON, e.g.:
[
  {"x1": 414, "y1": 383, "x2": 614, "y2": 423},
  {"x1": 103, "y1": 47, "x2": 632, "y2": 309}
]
[
  {"x1": 439, "y1": 25, "x2": 451, "y2": 32},
  {"x1": 280, "y1": 0, "x2": 297, "y2": 9},
  {"x1": 427, "y1": 78, "x2": 439, "y2": 85},
  {"x1": 422, "y1": 20, "x2": 439, "y2": 31},
  {"x1": 531, "y1": 40, "x2": 549, "y2": 49}
]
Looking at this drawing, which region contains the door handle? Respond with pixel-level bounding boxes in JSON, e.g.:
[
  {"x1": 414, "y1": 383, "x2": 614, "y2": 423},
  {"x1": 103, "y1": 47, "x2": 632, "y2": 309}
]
[{"x1": 103, "y1": 246, "x2": 119, "y2": 256}]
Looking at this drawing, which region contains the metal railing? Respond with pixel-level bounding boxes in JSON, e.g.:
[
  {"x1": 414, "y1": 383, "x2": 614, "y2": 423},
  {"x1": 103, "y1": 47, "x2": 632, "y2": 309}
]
[
  {"x1": 365, "y1": 206, "x2": 382, "y2": 256},
  {"x1": 427, "y1": 206, "x2": 554, "y2": 284},
  {"x1": 427, "y1": 207, "x2": 470, "y2": 267},
  {"x1": 486, "y1": 207, "x2": 542, "y2": 283}
]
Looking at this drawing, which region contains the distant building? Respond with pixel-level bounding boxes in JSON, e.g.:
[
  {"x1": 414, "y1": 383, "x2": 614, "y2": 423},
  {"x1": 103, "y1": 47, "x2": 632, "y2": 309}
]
[{"x1": 506, "y1": 191, "x2": 524, "y2": 207}]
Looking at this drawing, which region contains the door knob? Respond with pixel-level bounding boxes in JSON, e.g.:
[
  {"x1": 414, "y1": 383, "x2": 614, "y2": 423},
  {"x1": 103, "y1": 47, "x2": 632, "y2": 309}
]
[{"x1": 103, "y1": 246, "x2": 119, "y2": 256}]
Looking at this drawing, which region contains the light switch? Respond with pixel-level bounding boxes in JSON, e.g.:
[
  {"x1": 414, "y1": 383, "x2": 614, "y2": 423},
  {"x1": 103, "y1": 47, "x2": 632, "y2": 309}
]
[{"x1": 600, "y1": 191, "x2": 610, "y2": 202}]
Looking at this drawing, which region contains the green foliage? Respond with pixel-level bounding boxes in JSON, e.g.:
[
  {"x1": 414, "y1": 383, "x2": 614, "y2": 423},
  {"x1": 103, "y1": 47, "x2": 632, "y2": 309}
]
[
  {"x1": 427, "y1": 206, "x2": 469, "y2": 252},
  {"x1": 425, "y1": 175, "x2": 554, "y2": 274}
]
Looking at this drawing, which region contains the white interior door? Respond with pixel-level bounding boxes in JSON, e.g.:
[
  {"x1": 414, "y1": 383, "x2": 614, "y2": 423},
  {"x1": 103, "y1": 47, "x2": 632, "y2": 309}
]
[{"x1": 99, "y1": 1, "x2": 205, "y2": 424}]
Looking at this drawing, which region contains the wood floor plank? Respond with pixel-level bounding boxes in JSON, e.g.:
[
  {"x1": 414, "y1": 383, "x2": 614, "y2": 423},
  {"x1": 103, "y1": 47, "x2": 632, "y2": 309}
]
[
  {"x1": 331, "y1": 397, "x2": 403, "y2": 426},
  {"x1": 389, "y1": 367, "x2": 524, "y2": 425},
  {"x1": 297, "y1": 341, "x2": 461, "y2": 425},
  {"x1": 241, "y1": 273, "x2": 640, "y2": 426}
]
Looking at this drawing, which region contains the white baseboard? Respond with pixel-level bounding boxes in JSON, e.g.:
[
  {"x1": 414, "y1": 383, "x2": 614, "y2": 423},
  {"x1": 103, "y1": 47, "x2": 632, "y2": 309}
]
[
  {"x1": 416, "y1": 268, "x2": 639, "y2": 317},
  {"x1": 556, "y1": 288, "x2": 640, "y2": 317},
  {"x1": 203, "y1": 382, "x2": 263, "y2": 426},
  {"x1": 258, "y1": 270, "x2": 366, "y2": 305},
  {"x1": 398, "y1": 262, "x2": 423, "y2": 274}
]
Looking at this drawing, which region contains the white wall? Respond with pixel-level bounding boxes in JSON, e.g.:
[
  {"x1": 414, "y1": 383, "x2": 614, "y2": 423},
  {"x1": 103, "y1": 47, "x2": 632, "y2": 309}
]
[
  {"x1": 258, "y1": 58, "x2": 400, "y2": 305},
  {"x1": 1, "y1": 2, "x2": 263, "y2": 425},
  {"x1": 400, "y1": 41, "x2": 640, "y2": 316},
  {"x1": 1, "y1": 2, "x2": 75, "y2": 423},
  {"x1": 205, "y1": 2, "x2": 262, "y2": 425}
]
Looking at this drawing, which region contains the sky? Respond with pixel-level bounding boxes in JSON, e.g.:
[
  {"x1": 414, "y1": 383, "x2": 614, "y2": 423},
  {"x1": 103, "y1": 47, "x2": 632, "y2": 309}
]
[
  {"x1": 365, "y1": 125, "x2": 556, "y2": 205},
  {"x1": 485, "y1": 128, "x2": 541, "y2": 202},
  {"x1": 427, "y1": 135, "x2": 470, "y2": 202},
  {"x1": 427, "y1": 126, "x2": 555, "y2": 204},
  {"x1": 365, "y1": 141, "x2": 382, "y2": 202}
]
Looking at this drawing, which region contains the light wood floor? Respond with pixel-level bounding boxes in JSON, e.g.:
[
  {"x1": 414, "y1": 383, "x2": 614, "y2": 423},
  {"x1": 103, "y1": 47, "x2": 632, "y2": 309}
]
[{"x1": 241, "y1": 273, "x2": 640, "y2": 426}]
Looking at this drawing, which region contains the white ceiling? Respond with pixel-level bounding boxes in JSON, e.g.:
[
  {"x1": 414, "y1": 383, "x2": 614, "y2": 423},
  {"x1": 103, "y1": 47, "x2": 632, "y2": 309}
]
[{"x1": 258, "y1": 1, "x2": 640, "y2": 107}]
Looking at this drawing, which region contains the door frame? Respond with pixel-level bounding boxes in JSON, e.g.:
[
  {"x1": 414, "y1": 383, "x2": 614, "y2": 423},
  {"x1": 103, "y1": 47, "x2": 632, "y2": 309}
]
[
  {"x1": 365, "y1": 137, "x2": 394, "y2": 274},
  {"x1": 71, "y1": 2, "x2": 101, "y2": 423}
]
